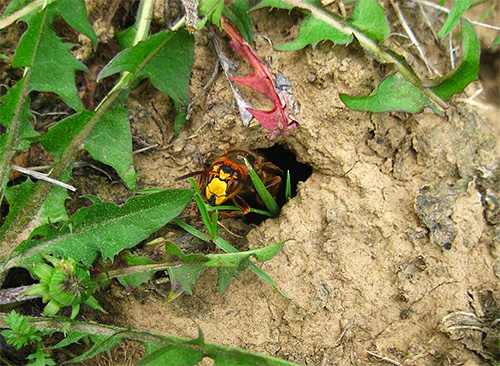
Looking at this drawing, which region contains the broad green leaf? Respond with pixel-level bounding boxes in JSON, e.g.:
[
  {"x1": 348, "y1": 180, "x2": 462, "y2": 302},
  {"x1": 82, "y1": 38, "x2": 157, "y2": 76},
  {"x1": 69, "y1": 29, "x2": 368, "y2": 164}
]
[
  {"x1": 431, "y1": 19, "x2": 479, "y2": 101},
  {"x1": 251, "y1": 0, "x2": 321, "y2": 11},
  {"x1": 275, "y1": 0, "x2": 387, "y2": 51},
  {"x1": 438, "y1": 0, "x2": 474, "y2": 38},
  {"x1": 274, "y1": 14, "x2": 352, "y2": 51},
  {"x1": 198, "y1": 0, "x2": 225, "y2": 28},
  {"x1": 116, "y1": 23, "x2": 138, "y2": 49},
  {"x1": 0, "y1": 80, "x2": 38, "y2": 148},
  {"x1": 85, "y1": 99, "x2": 136, "y2": 189},
  {"x1": 37, "y1": 111, "x2": 93, "y2": 156},
  {"x1": 167, "y1": 262, "x2": 205, "y2": 295},
  {"x1": 2, "y1": 169, "x2": 71, "y2": 236},
  {"x1": 0, "y1": 77, "x2": 37, "y2": 190},
  {"x1": 37, "y1": 98, "x2": 136, "y2": 189},
  {"x1": 347, "y1": 0, "x2": 389, "y2": 44},
  {"x1": 223, "y1": 0, "x2": 253, "y2": 44},
  {"x1": 141, "y1": 343, "x2": 204, "y2": 366},
  {"x1": 340, "y1": 73, "x2": 435, "y2": 113},
  {"x1": 12, "y1": 3, "x2": 90, "y2": 110},
  {"x1": 52, "y1": 0, "x2": 97, "y2": 48},
  {"x1": 98, "y1": 30, "x2": 194, "y2": 135},
  {"x1": 10, "y1": 190, "x2": 193, "y2": 268}
]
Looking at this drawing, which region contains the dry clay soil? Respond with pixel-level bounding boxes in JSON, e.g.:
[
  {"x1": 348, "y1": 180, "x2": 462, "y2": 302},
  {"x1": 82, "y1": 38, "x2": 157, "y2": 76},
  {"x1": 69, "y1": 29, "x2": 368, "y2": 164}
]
[{"x1": 3, "y1": 0, "x2": 500, "y2": 365}]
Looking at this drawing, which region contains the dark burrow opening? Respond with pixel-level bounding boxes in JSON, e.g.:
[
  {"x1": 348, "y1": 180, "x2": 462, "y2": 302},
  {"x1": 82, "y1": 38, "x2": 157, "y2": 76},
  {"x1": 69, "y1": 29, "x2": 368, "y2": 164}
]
[{"x1": 242, "y1": 144, "x2": 312, "y2": 225}]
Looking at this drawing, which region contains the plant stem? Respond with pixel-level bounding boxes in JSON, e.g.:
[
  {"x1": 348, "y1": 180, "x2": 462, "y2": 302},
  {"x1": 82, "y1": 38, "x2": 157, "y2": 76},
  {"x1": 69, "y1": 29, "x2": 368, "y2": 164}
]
[
  {"x1": 92, "y1": 261, "x2": 178, "y2": 282},
  {"x1": 280, "y1": 0, "x2": 448, "y2": 111},
  {"x1": 0, "y1": 314, "x2": 302, "y2": 365},
  {"x1": 0, "y1": 0, "x2": 55, "y2": 29}
]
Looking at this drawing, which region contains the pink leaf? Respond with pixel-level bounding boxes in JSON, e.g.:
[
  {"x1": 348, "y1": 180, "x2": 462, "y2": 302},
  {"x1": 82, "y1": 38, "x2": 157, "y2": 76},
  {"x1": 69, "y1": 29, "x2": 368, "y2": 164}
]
[{"x1": 221, "y1": 17, "x2": 298, "y2": 139}]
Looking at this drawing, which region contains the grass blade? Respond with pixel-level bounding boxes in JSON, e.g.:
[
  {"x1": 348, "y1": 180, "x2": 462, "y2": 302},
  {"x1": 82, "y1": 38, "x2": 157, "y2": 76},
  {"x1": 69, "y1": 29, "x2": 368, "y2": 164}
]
[
  {"x1": 242, "y1": 157, "x2": 280, "y2": 217},
  {"x1": 285, "y1": 170, "x2": 291, "y2": 200}
]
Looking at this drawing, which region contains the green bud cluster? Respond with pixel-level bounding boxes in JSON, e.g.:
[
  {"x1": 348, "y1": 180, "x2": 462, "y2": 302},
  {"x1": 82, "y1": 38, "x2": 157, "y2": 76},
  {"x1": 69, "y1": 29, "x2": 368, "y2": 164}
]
[{"x1": 23, "y1": 256, "x2": 106, "y2": 319}]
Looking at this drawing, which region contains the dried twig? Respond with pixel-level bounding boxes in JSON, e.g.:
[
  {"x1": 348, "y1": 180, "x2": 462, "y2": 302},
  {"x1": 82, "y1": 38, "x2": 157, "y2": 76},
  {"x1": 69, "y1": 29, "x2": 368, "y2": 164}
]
[
  {"x1": 11, "y1": 164, "x2": 76, "y2": 192},
  {"x1": 391, "y1": 0, "x2": 438, "y2": 77},
  {"x1": 186, "y1": 57, "x2": 220, "y2": 121},
  {"x1": 366, "y1": 351, "x2": 403, "y2": 366},
  {"x1": 412, "y1": 0, "x2": 500, "y2": 32},
  {"x1": 417, "y1": 3, "x2": 439, "y2": 43},
  {"x1": 449, "y1": 34, "x2": 455, "y2": 69}
]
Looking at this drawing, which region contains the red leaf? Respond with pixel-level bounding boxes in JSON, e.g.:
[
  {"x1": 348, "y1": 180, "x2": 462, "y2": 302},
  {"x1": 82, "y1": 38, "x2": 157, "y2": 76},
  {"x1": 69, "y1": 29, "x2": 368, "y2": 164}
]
[{"x1": 221, "y1": 17, "x2": 298, "y2": 139}]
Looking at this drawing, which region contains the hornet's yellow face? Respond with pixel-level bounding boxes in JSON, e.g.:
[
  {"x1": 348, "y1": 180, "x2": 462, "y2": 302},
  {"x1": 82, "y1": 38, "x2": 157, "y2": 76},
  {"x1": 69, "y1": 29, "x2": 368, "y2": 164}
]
[{"x1": 205, "y1": 164, "x2": 240, "y2": 205}]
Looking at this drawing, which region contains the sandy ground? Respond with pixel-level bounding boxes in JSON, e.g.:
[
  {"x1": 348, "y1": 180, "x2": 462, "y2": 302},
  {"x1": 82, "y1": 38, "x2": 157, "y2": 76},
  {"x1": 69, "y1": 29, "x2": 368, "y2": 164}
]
[{"x1": 1, "y1": 0, "x2": 499, "y2": 365}]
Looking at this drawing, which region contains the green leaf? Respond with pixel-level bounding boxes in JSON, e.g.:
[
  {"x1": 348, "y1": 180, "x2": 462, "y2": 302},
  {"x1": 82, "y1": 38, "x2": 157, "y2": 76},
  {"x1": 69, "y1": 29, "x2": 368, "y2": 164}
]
[
  {"x1": 431, "y1": 19, "x2": 480, "y2": 101},
  {"x1": 2, "y1": 310, "x2": 42, "y2": 349},
  {"x1": 285, "y1": 170, "x2": 291, "y2": 200},
  {"x1": 204, "y1": 241, "x2": 286, "y2": 268},
  {"x1": 347, "y1": 0, "x2": 389, "y2": 44},
  {"x1": 37, "y1": 99, "x2": 136, "y2": 189},
  {"x1": 213, "y1": 237, "x2": 290, "y2": 298},
  {"x1": 52, "y1": 0, "x2": 97, "y2": 48},
  {"x1": 340, "y1": 73, "x2": 436, "y2": 113},
  {"x1": 222, "y1": 0, "x2": 253, "y2": 44},
  {"x1": 167, "y1": 262, "x2": 205, "y2": 295},
  {"x1": 243, "y1": 157, "x2": 280, "y2": 216},
  {"x1": 12, "y1": 3, "x2": 89, "y2": 110},
  {"x1": 491, "y1": 33, "x2": 500, "y2": 47},
  {"x1": 27, "y1": 344, "x2": 56, "y2": 366},
  {"x1": 2, "y1": 168, "x2": 71, "y2": 239},
  {"x1": 4, "y1": 173, "x2": 70, "y2": 228},
  {"x1": 0, "y1": 77, "x2": 38, "y2": 190},
  {"x1": 69, "y1": 333, "x2": 123, "y2": 363},
  {"x1": 117, "y1": 253, "x2": 157, "y2": 288},
  {"x1": 9, "y1": 190, "x2": 193, "y2": 268},
  {"x1": 274, "y1": 14, "x2": 352, "y2": 51},
  {"x1": 1, "y1": 0, "x2": 39, "y2": 20},
  {"x1": 438, "y1": 0, "x2": 474, "y2": 38},
  {"x1": 173, "y1": 218, "x2": 211, "y2": 242},
  {"x1": 140, "y1": 343, "x2": 204, "y2": 366},
  {"x1": 198, "y1": 0, "x2": 225, "y2": 28},
  {"x1": 85, "y1": 98, "x2": 136, "y2": 189},
  {"x1": 217, "y1": 267, "x2": 240, "y2": 295},
  {"x1": 250, "y1": 0, "x2": 293, "y2": 11},
  {"x1": 274, "y1": 0, "x2": 388, "y2": 51},
  {"x1": 116, "y1": 23, "x2": 138, "y2": 49},
  {"x1": 98, "y1": 29, "x2": 194, "y2": 135},
  {"x1": 4, "y1": 316, "x2": 303, "y2": 365},
  {"x1": 164, "y1": 242, "x2": 206, "y2": 262},
  {"x1": 0, "y1": 83, "x2": 38, "y2": 146},
  {"x1": 37, "y1": 111, "x2": 92, "y2": 156}
]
